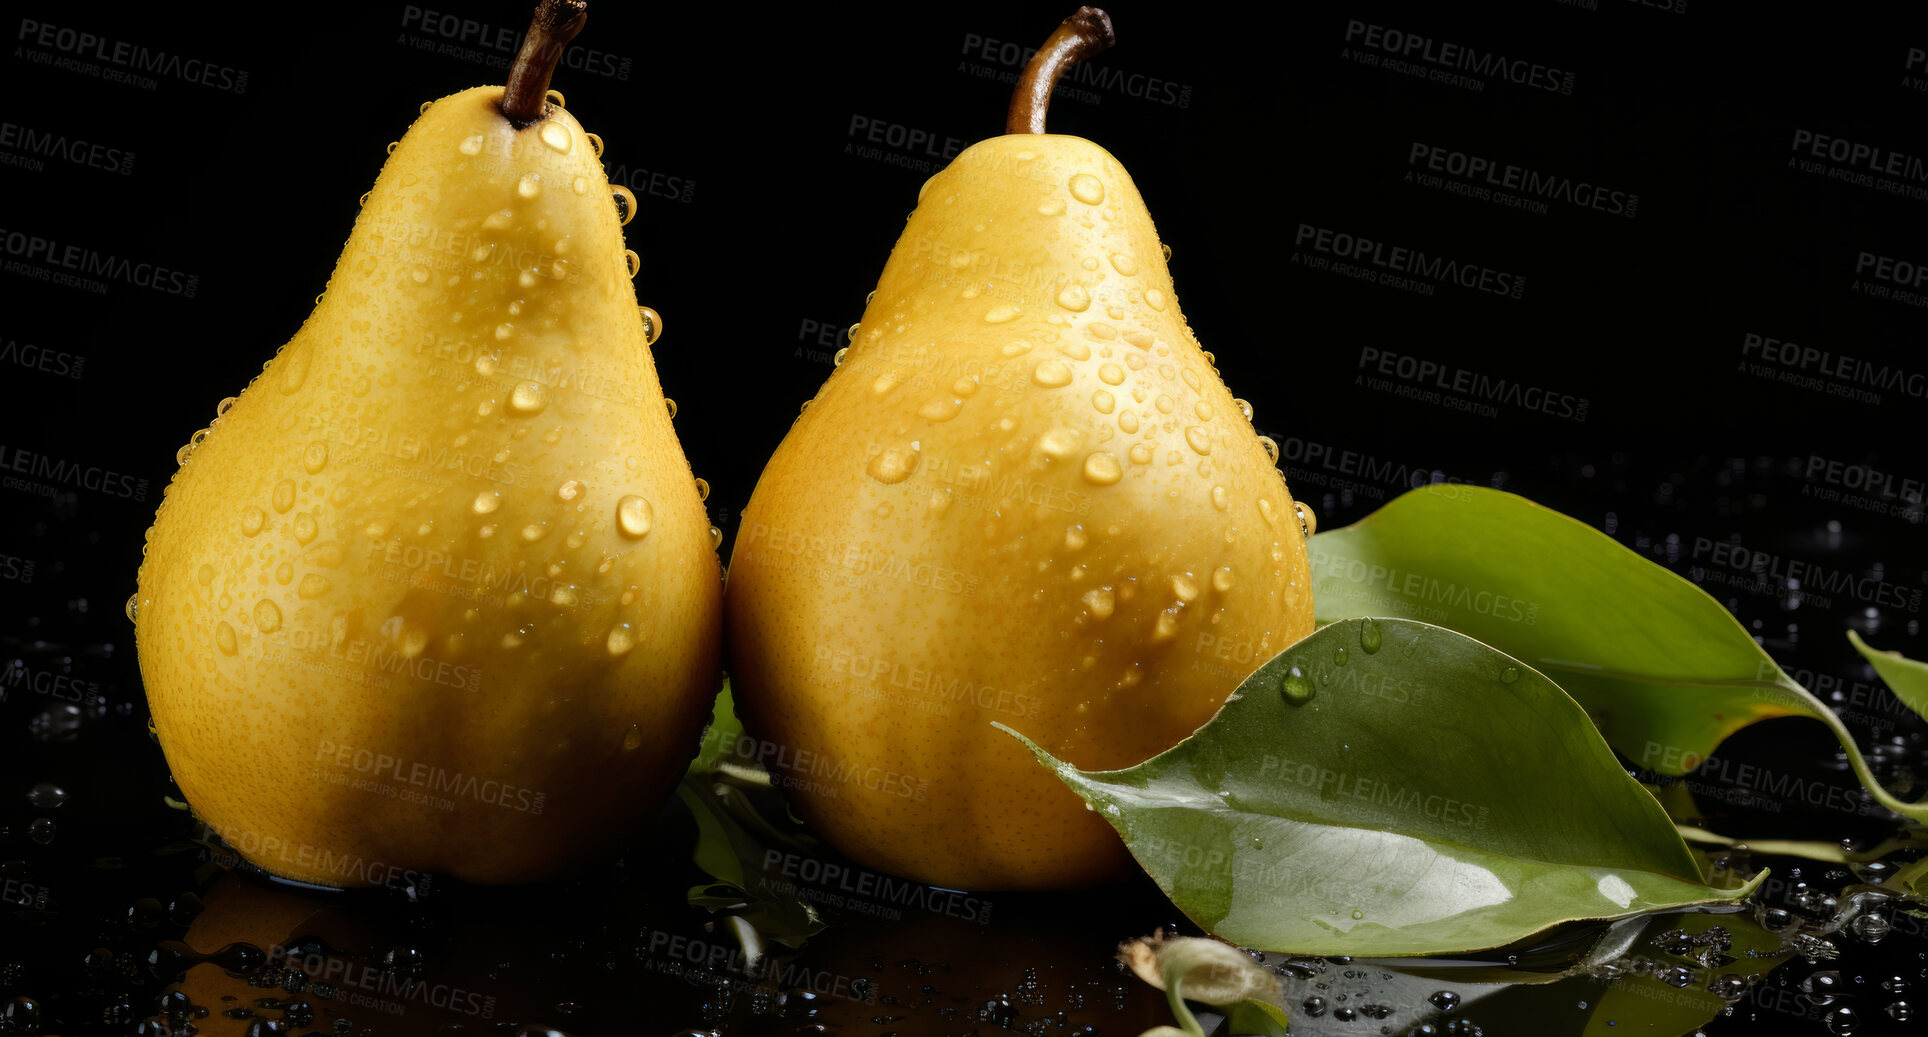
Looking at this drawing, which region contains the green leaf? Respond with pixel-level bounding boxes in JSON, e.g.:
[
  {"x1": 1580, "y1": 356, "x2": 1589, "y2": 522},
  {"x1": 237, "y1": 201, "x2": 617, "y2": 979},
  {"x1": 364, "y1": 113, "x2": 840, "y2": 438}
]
[
  {"x1": 1307, "y1": 485, "x2": 1928, "y2": 822},
  {"x1": 1000, "y1": 618, "x2": 1762, "y2": 956},
  {"x1": 1226, "y1": 998, "x2": 1291, "y2": 1035},
  {"x1": 1848, "y1": 630, "x2": 1928, "y2": 717}
]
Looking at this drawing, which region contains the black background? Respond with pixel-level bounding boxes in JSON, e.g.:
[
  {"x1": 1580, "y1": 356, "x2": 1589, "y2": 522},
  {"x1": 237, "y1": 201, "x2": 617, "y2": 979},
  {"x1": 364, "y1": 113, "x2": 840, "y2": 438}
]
[{"x1": 3, "y1": 1, "x2": 1926, "y2": 1034}]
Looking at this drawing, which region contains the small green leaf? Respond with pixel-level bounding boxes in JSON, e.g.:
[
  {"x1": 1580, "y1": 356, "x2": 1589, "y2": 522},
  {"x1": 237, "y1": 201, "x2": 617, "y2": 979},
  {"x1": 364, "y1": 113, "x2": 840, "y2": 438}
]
[
  {"x1": 1308, "y1": 485, "x2": 1928, "y2": 821},
  {"x1": 1848, "y1": 630, "x2": 1928, "y2": 717},
  {"x1": 1226, "y1": 997, "x2": 1291, "y2": 1035},
  {"x1": 1001, "y1": 618, "x2": 1762, "y2": 956}
]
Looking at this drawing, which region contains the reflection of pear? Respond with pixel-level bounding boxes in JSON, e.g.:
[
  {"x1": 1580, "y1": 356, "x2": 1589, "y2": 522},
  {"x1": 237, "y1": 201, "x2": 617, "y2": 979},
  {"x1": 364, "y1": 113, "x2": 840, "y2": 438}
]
[
  {"x1": 725, "y1": 8, "x2": 1315, "y2": 889},
  {"x1": 133, "y1": 0, "x2": 721, "y2": 886}
]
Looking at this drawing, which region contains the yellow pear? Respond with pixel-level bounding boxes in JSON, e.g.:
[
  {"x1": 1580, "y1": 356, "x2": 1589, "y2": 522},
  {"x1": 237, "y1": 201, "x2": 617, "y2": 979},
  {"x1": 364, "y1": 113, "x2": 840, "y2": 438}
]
[
  {"x1": 132, "y1": 0, "x2": 722, "y2": 886},
  {"x1": 725, "y1": 8, "x2": 1315, "y2": 890}
]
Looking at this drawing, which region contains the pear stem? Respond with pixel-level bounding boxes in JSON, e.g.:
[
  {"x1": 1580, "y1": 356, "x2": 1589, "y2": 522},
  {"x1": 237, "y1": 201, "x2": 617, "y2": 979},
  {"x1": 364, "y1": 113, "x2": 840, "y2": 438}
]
[
  {"x1": 502, "y1": 0, "x2": 589, "y2": 128},
  {"x1": 1005, "y1": 7, "x2": 1116, "y2": 135}
]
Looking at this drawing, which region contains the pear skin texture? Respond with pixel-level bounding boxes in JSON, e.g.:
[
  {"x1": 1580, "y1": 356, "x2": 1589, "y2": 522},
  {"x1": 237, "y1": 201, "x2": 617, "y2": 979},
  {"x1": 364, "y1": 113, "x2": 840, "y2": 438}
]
[
  {"x1": 726, "y1": 135, "x2": 1315, "y2": 890},
  {"x1": 134, "y1": 86, "x2": 722, "y2": 886}
]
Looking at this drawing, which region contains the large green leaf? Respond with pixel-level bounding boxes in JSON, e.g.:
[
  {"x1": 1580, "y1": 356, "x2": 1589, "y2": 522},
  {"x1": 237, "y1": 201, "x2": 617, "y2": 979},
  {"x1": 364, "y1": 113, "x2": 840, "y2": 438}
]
[
  {"x1": 1000, "y1": 618, "x2": 1762, "y2": 956},
  {"x1": 1849, "y1": 629, "x2": 1928, "y2": 717},
  {"x1": 1308, "y1": 485, "x2": 1928, "y2": 821}
]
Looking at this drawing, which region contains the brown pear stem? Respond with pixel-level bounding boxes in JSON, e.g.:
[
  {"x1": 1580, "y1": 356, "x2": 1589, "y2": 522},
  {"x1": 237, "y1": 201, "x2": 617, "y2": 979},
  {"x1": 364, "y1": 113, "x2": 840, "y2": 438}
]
[
  {"x1": 1005, "y1": 7, "x2": 1116, "y2": 135},
  {"x1": 502, "y1": 0, "x2": 588, "y2": 128}
]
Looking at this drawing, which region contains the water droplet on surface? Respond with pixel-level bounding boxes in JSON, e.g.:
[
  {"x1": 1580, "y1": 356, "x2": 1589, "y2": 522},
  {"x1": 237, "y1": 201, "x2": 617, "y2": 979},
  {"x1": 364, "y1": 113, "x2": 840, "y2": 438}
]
[
  {"x1": 538, "y1": 121, "x2": 572, "y2": 153},
  {"x1": 1258, "y1": 436, "x2": 1280, "y2": 463},
  {"x1": 710, "y1": 526, "x2": 723, "y2": 549},
  {"x1": 1360, "y1": 618, "x2": 1383, "y2": 653},
  {"x1": 694, "y1": 478, "x2": 710, "y2": 502},
  {"x1": 1281, "y1": 666, "x2": 1314, "y2": 705},
  {"x1": 459, "y1": 134, "x2": 484, "y2": 155},
  {"x1": 1119, "y1": 411, "x2": 1139, "y2": 434},
  {"x1": 297, "y1": 574, "x2": 331, "y2": 600},
  {"x1": 272, "y1": 480, "x2": 296, "y2": 513},
  {"x1": 638, "y1": 306, "x2": 663, "y2": 345},
  {"x1": 1145, "y1": 288, "x2": 1168, "y2": 311},
  {"x1": 665, "y1": 397, "x2": 678, "y2": 419},
  {"x1": 216, "y1": 622, "x2": 237, "y2": 655},
  {"x1": 1128, "y1": 443, "x2": 1153, "y2": 465},
  {"x1": 1155, "y1": 394, "x2": 1175, "y2": 414},
  {"x1": 301, "y1": 441, "x2": 328, "y2": 474},
  {"x1": 1213, "y1": 566, "x2": 1235, "y2": 592},
  {"x1": 253, "y1": 599, "x2": 282, "y2": 633},
  {"x1": 520, "y1": 523, "x2": 546, "y2": 542},
  {"x1": 1033, "y1": 359, "x2": 1074, "y2": 387},
  {"x1": 516, "y1": 172, "x2": 542, "y2": 198},
  {"x1": 1091, "y1": 390, "x2": 1114, "y2": 414},
  {"x1": 623, "y1": 249, "x2": 641, "y2": 277},
  {"x1": 621, "y1": 722, "x2": 643, "y2": 748},
  {"x1": 1294, "y1": 500, "x2": 1315, "y2": 537},
  {"x1": 985, "y1": 305, "x2": 1021, "y2": 324},
  {"x1": 1110, "y1": 253, "x2": 1138, "y2": 276},
  {"x1": 572, "y1": 175, "x2": 588, "y2": 195},
  {"x1": 918, "y1": 396, "x2": 963, "y2": 421},
  {"x1": 1069, "y1": 174, "x2": 1105, "y2": 204},
  {"x1": 241, "y1": 506, "x2": 266, "y2": 536},
  {"x1": 1184, "y1": 426, "x2": 1212, "y2": 455},
  {"x1": 1826, "y1": 1006, "x2": 1860, "y2": 1035},
  {"x1": 1428, "y1": 991, "x2": 1460, "y2": 1012},
  {"x1": 556, "y1": 480, "x2": 584, "y2": 502},
  {"x1": 509, "y1": 381, "x2": 547, "y2": 414},
  {"x1": 616, "y1": 496, "x2": 653, "y2": 538},
  {"x1": 1058, "y1": 338, "x2": 1092, "y2": 361},
  {"x1": 1334, "y1": 647, "x2": 1349, "y2": 666},
  {"x1": 1098, "y1": 362, "x2": 1125, "y2": 385},
  {"x1": 1232, "y1": 398, "x2": 1253, "y2": 421},
  {"x1": 1081, "y1": 587, "x2": 1115, "y2": 620},
  {"x1": 1056, "y1": 284, "x2": 1091, "y2": 312},
  {"x1": 866, "y1": 445, "x2": 919, "y2": 484},
  {"x1": 1082, "y1": 452, "x2": 1122, "y2": 485},
  {"x1": 1500, "y1": 666, "x2": 1521, "y2": 684},
  {"x1": 473, "y1": 491, "x2": 501, "y2": 515},
  {"x1": 610, "y1": 184, "x2": 638, "y2": 226},
  {"x1": 1171, "y1": 574, "x2": 1199, "y2": 602},
  {"x1": 584, "y1": 132, "x2": 603, "y2": 156},
  {"x1": 1351, "y1": 909, "x2": 1365, "y2": 920}
]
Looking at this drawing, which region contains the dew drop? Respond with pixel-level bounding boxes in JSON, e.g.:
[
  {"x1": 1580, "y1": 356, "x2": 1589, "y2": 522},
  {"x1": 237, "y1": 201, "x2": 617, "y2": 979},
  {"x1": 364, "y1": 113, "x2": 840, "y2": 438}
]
[
  {"x1": 520, "y1": 523, "x2": 546, "y2": 542},
  {"x1": 302, "y1": 441, "x2": 329, "y2": 474},
  {"x1": 1128, "y1": 443, "x2": 1153, "y2": 465},
  {"x1": 253, "y1": 599, "x2": 282, "y2": 633},
  {"x1": 665, "y1": 398, "x2": 678, "y2": 419},
  {"x1": 1294, "y1": 500, "x2": 1315, "y2": 538},
  {"x1": 1068, "y1": 174, "x2": 1106, "y2": 204},
  {"x1": 611, "y1": 184, "x2": 637, "y2": 226},
  {"x1": 638, "y1": 306, "x2": 662, "y2": 345},
  {"x1": 918, "y1": 396, "x2": 963, "y2": 421},
  {"x1": 572, "y1": 175, "x2": 589, "y2": 195},
  {"x1": 458, "y1": 134, "x2": 485, "y2": 155},
  {"x1": 1145, "y1": 288, "x2": 1168, "y2": 311},
  {"x1": 1500, "y1": 666, "x2": 1521, "y2": 684},
  {"x1": 624, "y1": 249, "x2": 641, "y2": 277},
  {"x1": 1171, "y1": 574, "x2": 1200, "y2": 603},
  {"x1": 293, "y1": 513, "x2": 318, "y2": 545},
  {"x1": 584, "y1": 132, "x2": 604, "y2": 156},
  {"x1": 516, "y1": 172, "x2": 542, "y2": 198},
  {"x1": 1233, "y1": 397, "x2": 1254, "y2": 421},
  {"x1": 1098, "y1": 362, "x2": 1125, "y2": 385},
  {"x1": 1058, "y1": 338, "x2": 1092, "y2": 361},
  {"x1": 866, "y1": 445, "x2": 919, "y2": 484},
  {"x1": 1065, "y1": 526, "x2": 1088, "y2": 550},
  {"x1": 1281, "y1": 666, "x2": 1314, "y2": 705},
  {"x1": 710, "y1": 526, "x2": 723, "y2": 550},
  {"x1": 1360, "y1": 619, "x2": 1383, "y2": 654},
  {"x1": 216, "y1": 622, "x2": 237, "y2": 655},
  {"x1": 1184, "y1": 426, "x2": 1212, "y2": 455},
  {"x1": 1038, "y1": 427, "x2": 1083, "y2": 460},
  {"x1": 616, "y1": 495, "x2": 653, "y2": 538},
  {"x1": 124, "y1": 594, "x2": 139, "y2": 622},
  {"x1": 1056, "y1": 284, "x2": 1092, "y2": 312},
  {"x1": 1091, "y1": 390, "x2": 1114, "y2": 414},
  {"x1": 1334, "y1": 646, "x2": 1349, "y2": 666},
  {"x1": 985, "y1": 305, "x2": 1021, "y2": 324},
  {"x1": 1082, "y1": 451, "x2": 1122, "y2": 486},
  {"x1": 1194, "y1": 400, "x2": 1214, "y2": 421},
  {"x1": 621, "y1": 723, "x2": 643, "y2": 749},
  {"x1": 695, "y1": 478, "x2": 710, "y2": 502},
  {"x1": 538, "y1": 121, "x2": 572, "y2": 153},
  {"x1": 1001, "y1": 340, "x2": 1033, "y2": 358},
  {"x1": 297, "y1": 574, "x2": 331, "y2": 600},
  {"x1": 1213, "y1": 566, "x2": 1235, "y2": 592},
  {"x1": 1119, "y1": 411, "x2": 1140, "y2": 434},
  {"x1": 1258, "y1": 436, "x2": 1280, "y2": 463},
  {"x1": 1082, "y1": 587, "x2": 1115, "y2": 620},
  {"x1": 1110, "y1": 253, "x2": 1138, "y2": 276},
  {"x1": 1033, "y1": 359, "x2": 1074, "y2": 387},
  {"x1": 272, "y1": 480, "x2": 296, "y2": 514},
  {"x1": 509, "y1": 381, "x2": 548, "y2": 414},
  {"x1": 556, "y1": 480, "x2": 584, "y2": 502},
  {"x1": 242, "y1": 506, "x2": 266, "y2": 537},
  {"x1": 473, "y1": 491, "x2": 501, "y2": 515},
  {"x1": 833, "y1": 347, "x2": 849, "y2": 367}
]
